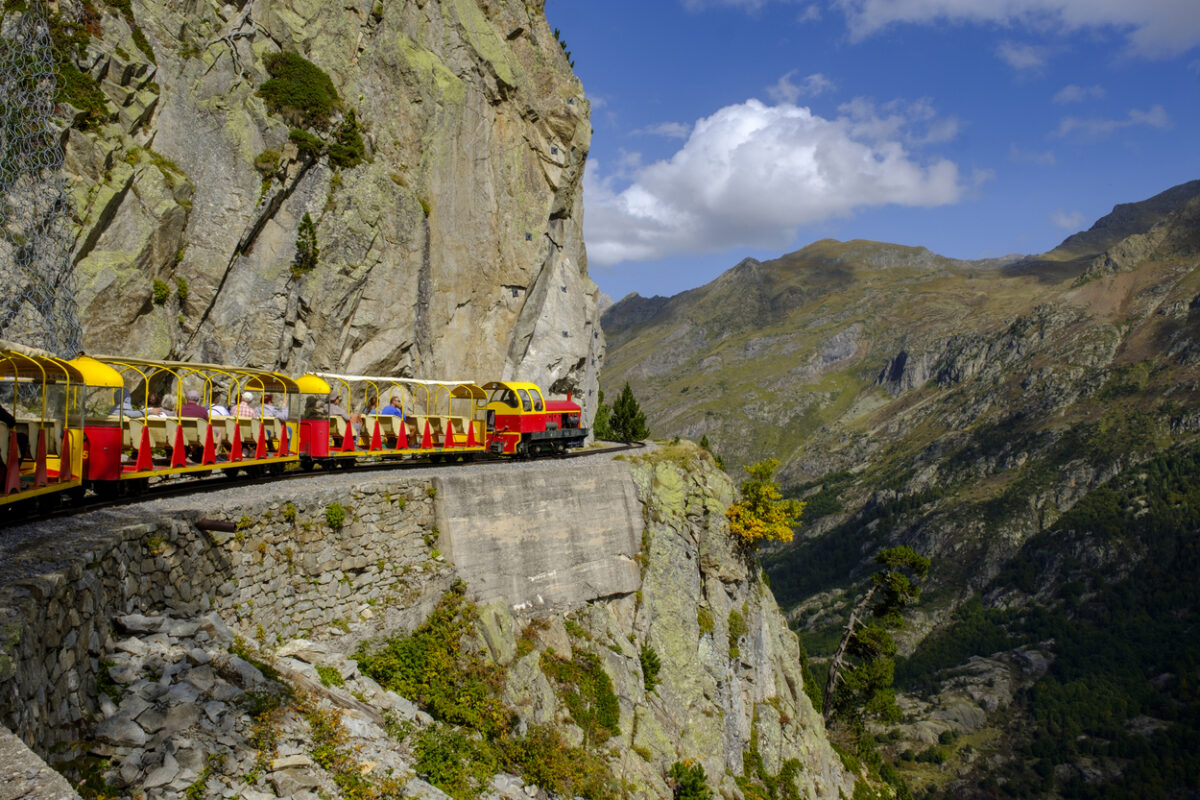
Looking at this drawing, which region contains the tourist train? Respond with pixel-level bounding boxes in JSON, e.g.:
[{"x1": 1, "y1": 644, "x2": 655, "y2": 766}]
[{"x1": 0, "y1": 338, "x2": 588, "y2": 514}]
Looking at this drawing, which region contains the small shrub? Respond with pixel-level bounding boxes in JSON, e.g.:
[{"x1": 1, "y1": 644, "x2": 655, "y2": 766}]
[
  {"x1": 289, "y1": 127, "x2": 324, "y2": 159},
  {"x1": 315, "y1": 664, "x2": 345, "y2": 688},
  {"x1": 328, "y1": 109, "x2": 366, "y2": 169},
  {"x1": 291, "y1": 212, "x2": 319, "y2": 278},
  {"x1": 282, "y1": 502, "x2": 297, "y2": 523},
  {"x1": 540, "y1": 650, "x2": 620, "y2": 745},
  {"x1": 152, "y1": 278, "x2": 169, "y2": 305},
  {"x1": 697, "y1": 607, "x2": 715, "y2": 637},
  {"x1": 502, "y1": 724, "x2": 617, "y2": 800},
  {"x1": 668, "y1": 760, "x2": 713, "y2": 800},
  {"x1": 253, "y1": 148, "x2": 280, "y2": 174},
  {"x1": 413, "y1": 723, "x2": 499, "y2": 799},
  {"x1": 640, "y1": 644, "x2": 662, "y2": 693},
  {"x1": 728, "y1": 609, "x2": 748, "y2": 660},
  {"x1": 258, "y1": 51, "x2": 339, "y2": 127},
  {"x1": 175, "y1": 277, "x2": 188, "y2": 305},
  {"x1": 325, "y1": 502, "x2": 345, "y2": 529}
]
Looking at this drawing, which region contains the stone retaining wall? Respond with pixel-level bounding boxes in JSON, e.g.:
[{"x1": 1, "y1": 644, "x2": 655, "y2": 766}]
[{"x1": 0, "y1": 477, "x2": 443, "y2": 757}]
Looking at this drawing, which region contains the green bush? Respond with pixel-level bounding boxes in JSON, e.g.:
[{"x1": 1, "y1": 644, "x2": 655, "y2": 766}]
[
  {"x1": 668, "y1": 760, "x2": 713, "y2": 800},
  {"x1": 315, "y1": 664, "x2": 344, "y2": 688},
  {"x1": 540, "y1": 650, "x2": 620, "y2": 745},
  {"x1": 413, "y1": 724, "x2": 500, "y2": 800},
  {"x1": 355, "y1": 581, "x2": 511, "y2": 738},
  {"x1": 289, "y1": 127, "x2": 324, "y2": 159},
  {"x1": 175, "y1": 277, "x2": 188, "y2": 305},
  {"x1": 502, "y1": 724, "x2": 616, "y2": 800},
  {"x1": 258, "y1": 51, "x2": 339, "y2": 127},
  {"x1": 328, "y1": 109, "x2": 367, "y2": 169},
  {"x1": 324, "y1": 501, "x2": 345, "y2": 530},
  {"x1": 292, "y1": 212, "x2": 319, "y2": 278},
  {"x1": 728, "y1": 608, "x2": 748, "y2": 659},
  {"x1": 697, "y1": 607, "x2": 715, "y2": 636},
  {"x1": 640, "y1": 644, "x2": 662, "y2": 693},
  {"x1": 152, "y1": 279, "x2": 169, "y2": 305}
]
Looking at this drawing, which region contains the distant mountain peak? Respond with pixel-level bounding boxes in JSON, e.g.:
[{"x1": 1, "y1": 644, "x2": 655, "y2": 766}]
[{"x1": 1050, "y1": 178, "x2": 1200, "y2": 260}]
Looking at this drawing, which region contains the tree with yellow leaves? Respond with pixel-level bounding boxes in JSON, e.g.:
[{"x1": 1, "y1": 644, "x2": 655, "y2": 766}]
[{"x1": 726, "y1": 459, "x2": 804, "y2": 546}]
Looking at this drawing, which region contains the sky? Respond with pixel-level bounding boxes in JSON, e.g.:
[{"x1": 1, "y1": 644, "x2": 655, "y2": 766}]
[{"x1": 544, "y1": 0, "x2": 1200, "y2": 301}]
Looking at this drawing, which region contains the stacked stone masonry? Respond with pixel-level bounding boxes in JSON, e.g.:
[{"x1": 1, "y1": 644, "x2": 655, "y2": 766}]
[{"x1": 0, "y1": 479, "x2": 443, "y2": 757}]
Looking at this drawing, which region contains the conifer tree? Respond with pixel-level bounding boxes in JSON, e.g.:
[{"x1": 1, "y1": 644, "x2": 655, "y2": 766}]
[
  {"x1": 823, "y1": 546, "x2": 930, "y2": 725},
  {"x1": 609, "y1": 382, "x2": 649, "y2": 442},
  {"x1": 592, "y1": 390, "x2": 612, "y2": 440}
]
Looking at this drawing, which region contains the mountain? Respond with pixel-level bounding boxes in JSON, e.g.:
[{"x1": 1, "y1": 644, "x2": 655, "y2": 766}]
[
  {"x1": 0, "y1": 0, "x2": 602, "y2": 400},
  {"x1": 599, "y1": 180, "x2": 1200, "y2": 797}
]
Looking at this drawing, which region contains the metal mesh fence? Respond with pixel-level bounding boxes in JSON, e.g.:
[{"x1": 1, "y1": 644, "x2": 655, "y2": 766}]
[{"x1": 0, "y1": 1, "x2": 81, "y2": 356}]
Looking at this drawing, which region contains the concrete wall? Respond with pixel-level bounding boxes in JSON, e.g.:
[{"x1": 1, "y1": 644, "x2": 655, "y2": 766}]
[
  {"x1": 0, "y1": 459, "x2": 643, "y2": 764},
  {"x1": 434, "y1": 460, "x2": 643, "y2": 611}
]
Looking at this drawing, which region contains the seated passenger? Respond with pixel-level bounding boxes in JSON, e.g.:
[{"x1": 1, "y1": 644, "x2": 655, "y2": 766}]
[
  {"x1": 262, "y1": 394, "x2": 288, "y2": 420},
  {"x1": 236, "y1": 392, "x2": 257, "y2": 419},
  {"x1": 145, "y1": 392, "x2": 165, "y2": 416},
  {"x1": 209, "y1": 391, "x2": 231, "y2": 417},
  {"x1": 381, "y1": 395, "x2": 405, "y2": 418},
  {"x1": 180, "y1": 390, "x2": 208, "y2": 419}
]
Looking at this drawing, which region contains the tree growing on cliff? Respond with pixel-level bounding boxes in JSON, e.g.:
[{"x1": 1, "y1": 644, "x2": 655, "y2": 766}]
[
  {"x1": 823, "y1": 546, "x2": 930, "y2": 726},
  {"x1": 592, "y1": 389, "x2": 612, "y2": 440},
  {"x1": 292, "y1": 213, "x2": 318, "y2": 277},
  {"x1": 726, "y1": 458, "x2": 804, "y2": 547},
  {"x1": 608, "y1": 383, "x2": 649, "y2": 442}
]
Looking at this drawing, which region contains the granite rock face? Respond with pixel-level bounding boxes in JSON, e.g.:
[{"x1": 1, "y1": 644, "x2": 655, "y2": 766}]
[{"x1": 58, "y1": 0, "x2": 602, "y2": 414}]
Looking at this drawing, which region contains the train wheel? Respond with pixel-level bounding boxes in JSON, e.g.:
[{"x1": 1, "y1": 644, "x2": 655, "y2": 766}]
[{"x1": 299, "y1": 458, "x2": 316, "y2": 472}]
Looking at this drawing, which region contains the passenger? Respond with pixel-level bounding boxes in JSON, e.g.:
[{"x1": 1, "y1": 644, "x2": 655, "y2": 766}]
[
  {"x1": 262, "y1": 393, "x2": 288, "y2": 420},
  {"x1": 209, "y1": 391, "x2": 231, "y2": 417},
  {"x1": 328, "y1": 390, "x2": 360, "y2": 436},
  {"x1": 235, "y1": 391, "x2": 257, "y2": 419},
  {"x1": 110, "y1": 391, "x2": 135, "y2": 416},
  {"x1": 180, "y1": 390, "x2": 208, "y2": 419},
  {"x1": 159, "y1": 394, "x2": 176, "y2": 417},
  {"x1": 381, "y1": 394, "x2": 405, "y2": 418},
  {"x1": 145, "y1": 392, "x2": 164, "y2": 416}
]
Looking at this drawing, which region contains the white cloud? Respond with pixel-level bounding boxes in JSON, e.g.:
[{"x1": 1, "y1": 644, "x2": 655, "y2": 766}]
[
  {"x1": 1055, "y1": 104, "x2": 1171, "y2": 137},
  {"x1": 1052, "y1": 209, "x2": 1087, "y2": 229},
  {"x1": 997, "y1": 40, "x2": 1050, "y2": 70},
  {"x1": 634, "y1": 122, "x2": 692, "y2": 140},
  {"x1": 837, "y1": 96, "x2": 961, "y2": 145},
  {"x1": 837, "y1": 0, "x2": 1200, "y2": 58},
  {"x1": 767, "y1": 71, "x2": 835, "y2": 104},
  {"x1": 584, "y1": 99, "x2": 963, "y2": 265},
  {"x1": 1053, "y1": 84, "x2": 1106, "y2": 103}
]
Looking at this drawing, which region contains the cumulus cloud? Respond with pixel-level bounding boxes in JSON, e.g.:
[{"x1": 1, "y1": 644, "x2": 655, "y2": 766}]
[
  {"x1": 634, "y1": 122, "x2": 692, "y2": 140},
  {"x1": 584, "y1": 99, "x2": 963, "y2": 266},
  {"x1": 1055, "y1": 104, "x2": 1171, "y2": 137},
  {"x1": 837, "y1": 0, "x2": 1200, "y2": 58},
  {"x1": 1053, "y1": 84, "x2": 1106, "y2": 103},
  {"x1": 1052, "y1": 209, "x2": 1087, "y2": 229},
  {"x1": 767, "y1": 71, "x2": 835, "y2": 104},
  {"x1": 997, "y1": 40, "x2": 1050, "y2": 70}
]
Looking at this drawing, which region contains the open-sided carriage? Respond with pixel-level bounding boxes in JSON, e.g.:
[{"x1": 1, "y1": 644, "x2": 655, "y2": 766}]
[
  {"x1": 87, "y1": 355, "x2": 318, "y2": 491},
  {"x1": 0, "y1": 340, "x2": 123, "y2": 512},
  {"x1": 304, "y1": 373, "x2": 488, "y2": 466}
]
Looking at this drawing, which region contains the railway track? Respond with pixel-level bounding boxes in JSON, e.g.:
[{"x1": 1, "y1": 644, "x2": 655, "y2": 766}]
[{"x1": 4, "y1": 441, "x2": 645, "y2": 530}]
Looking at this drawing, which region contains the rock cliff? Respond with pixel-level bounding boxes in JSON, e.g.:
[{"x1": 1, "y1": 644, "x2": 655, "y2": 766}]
[
  {"x1": 0, "y1": 448, "x2": 858, "y2": 799},
  {"x1": 47, "y1": 0, "x2": 602, "y2": 404}
]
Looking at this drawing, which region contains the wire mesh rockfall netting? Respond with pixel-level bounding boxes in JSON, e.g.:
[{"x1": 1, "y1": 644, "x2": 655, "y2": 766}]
[{"x1": 0, "y1": 1, "x2": 81, "y2": 356}]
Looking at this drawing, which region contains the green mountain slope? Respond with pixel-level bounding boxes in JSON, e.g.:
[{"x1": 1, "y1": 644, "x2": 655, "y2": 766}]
[{"x1": 599, "y1": 179, "x2": 1200, "y2": 797}]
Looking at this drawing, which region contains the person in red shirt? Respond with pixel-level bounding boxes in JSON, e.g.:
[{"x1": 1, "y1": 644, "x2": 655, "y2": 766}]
[{"x1": 180, "y1": 390, "x2": 208, "y2": 419}]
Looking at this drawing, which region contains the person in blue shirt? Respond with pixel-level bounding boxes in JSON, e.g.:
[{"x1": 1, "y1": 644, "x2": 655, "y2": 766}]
[{"x1": 381, "y1": 394, "x2": 404, "y2": 418}]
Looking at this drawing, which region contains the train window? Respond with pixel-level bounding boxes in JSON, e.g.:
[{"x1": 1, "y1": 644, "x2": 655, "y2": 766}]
[
  {"x1": 532, "y1": 392, "x2": 543, "y2": 411},
  {"x1": 517, "y1": 389, "x2": 532, "y2": 411}
]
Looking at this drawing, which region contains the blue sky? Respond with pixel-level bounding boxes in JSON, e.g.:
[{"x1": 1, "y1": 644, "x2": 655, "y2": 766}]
[{"x1": 545, "y1": 0, "x2": 1200, "y2": 300}]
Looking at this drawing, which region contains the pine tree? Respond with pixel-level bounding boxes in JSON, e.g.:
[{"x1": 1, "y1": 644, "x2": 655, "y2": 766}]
[
  {"x1": 823, "y1": 546, "x2": 930, "y2": 725},
  {"x1": 592, "y1": 390, "x2": 612, "y2": 440},
  {"x1": 609, "y1": 382, "x2": 649, "y2": 442},
  {"x1": 292, "y1": 213, "x2": 319, "y2": 277}
]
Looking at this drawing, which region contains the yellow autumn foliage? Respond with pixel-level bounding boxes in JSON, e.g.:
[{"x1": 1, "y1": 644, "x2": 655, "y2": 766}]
[{"x1": 726, "y1": 458, "x2": 804, "y2": 544}]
